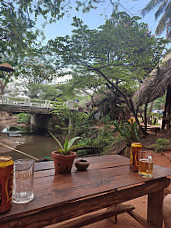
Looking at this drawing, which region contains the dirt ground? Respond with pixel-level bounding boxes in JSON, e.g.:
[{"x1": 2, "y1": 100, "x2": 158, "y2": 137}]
[{"x1": 0, "y1": 113, "x2": 171, "y2": 227}]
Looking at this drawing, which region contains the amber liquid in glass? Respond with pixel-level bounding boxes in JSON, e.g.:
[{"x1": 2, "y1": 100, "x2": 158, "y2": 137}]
[{"x1": 138, "y1": 158, "x2": 153, "y2": 178}]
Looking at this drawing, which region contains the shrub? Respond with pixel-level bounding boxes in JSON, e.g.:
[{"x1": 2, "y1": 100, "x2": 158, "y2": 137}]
[
  {"x1": 16, "y1": 113, "x2": 31, "y2": 123},
  {"x1": 113, "y1": 120, "x2": 140, "y2": 146},
  {"x1": 151, "y1": 138, "x2": 170, "y2": 153}
]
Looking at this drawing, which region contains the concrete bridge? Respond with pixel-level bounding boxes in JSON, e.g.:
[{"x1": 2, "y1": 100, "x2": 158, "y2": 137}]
[
  {"x1": 0, "y1": 96, "x2": 53, "y2": 114},
  {"x1": 0, "y1": 96, "x2": 78, "y2": 134}
]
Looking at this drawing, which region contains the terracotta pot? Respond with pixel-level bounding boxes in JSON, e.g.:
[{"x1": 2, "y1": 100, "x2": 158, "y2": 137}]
[
  {"x1": 75, "y1": 159, "x2": 89, "y2": 171},
  {"x1": 52, "y1": 151, "x2": 76, "y2": 174}
]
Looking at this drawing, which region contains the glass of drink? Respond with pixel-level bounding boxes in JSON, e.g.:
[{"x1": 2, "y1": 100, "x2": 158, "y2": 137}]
[
  {"x1": 138, "y1": 150, "x2": 153, "y2": 178},
  {"x1": 12, "y1": 159, "x2": 34, "y2": 204}
]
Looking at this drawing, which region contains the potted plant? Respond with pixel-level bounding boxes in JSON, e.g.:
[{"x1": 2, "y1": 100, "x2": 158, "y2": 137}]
[{"x1": 49, "y1": 132, "x2": 81, "y2": 174}]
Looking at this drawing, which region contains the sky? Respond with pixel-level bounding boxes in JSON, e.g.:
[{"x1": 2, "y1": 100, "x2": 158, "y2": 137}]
[{"x1": 36, "y1": 0, "x2": 163, "y2": 44}]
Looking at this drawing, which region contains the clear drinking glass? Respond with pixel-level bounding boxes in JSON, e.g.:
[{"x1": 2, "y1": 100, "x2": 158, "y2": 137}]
[
  {"x1": 138, "y1": 150, "x2": 153, "y2": 178},
  {"x1": 12, "y1": 159, "x2": 34, "y2": 204}
]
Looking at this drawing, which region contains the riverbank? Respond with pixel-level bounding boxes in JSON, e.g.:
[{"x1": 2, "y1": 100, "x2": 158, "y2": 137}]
[{"x1": 0, "y1": 113, "x2": 21, "y2": 152}]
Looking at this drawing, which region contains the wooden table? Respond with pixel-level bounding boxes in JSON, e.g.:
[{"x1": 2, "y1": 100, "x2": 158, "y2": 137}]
[{"x1": 0, "y1": 155, "x2": 171, "y2": 228}]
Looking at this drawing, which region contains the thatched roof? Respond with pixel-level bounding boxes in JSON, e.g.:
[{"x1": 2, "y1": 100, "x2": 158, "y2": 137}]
[
  {"x1": 0, "y1": 63, "x2": 15, "y2": 72},
  {"x1": 134, "y1": 52, "x2": 171, "y2": 108},
  {"x1": 86, "y1": 90, "x2": 125, "y2": 107}
]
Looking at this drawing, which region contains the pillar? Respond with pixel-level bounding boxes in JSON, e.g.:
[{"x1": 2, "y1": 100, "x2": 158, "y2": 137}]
[{"x1": 30, "y1": 114, "x2": 52, "y2": 134}]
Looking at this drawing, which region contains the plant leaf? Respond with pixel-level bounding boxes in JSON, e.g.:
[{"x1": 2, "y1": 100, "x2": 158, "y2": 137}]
[
  {"x1": 64, "y1": 138, "x2": 68, "y2": 153},
  {"x1": 67, "y1": 137, "x2": 81, "y2": 150},
  {"x1": 49, "y1": 131, "x2": 64, "y2": 151},
  {"x1": 67, "y1": 145, "x2": 80, "y2": 153},
  {"x1": 58, "y1": 148, "x2": 64, "y2": 153}
]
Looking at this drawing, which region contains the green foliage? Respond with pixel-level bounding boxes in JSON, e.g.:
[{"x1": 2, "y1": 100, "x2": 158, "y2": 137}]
[
  {"x1": 113, "y1": 120, "x2": 140, "y2": 146},
  {"x1": 142, "y1": 0, "x2": 171, "y2": 38},
  {"x1": 77, "y1": 125, "x2": 115, "y2": 156},
  {"x1": 99, "y1": 115, "x2": 111, "y2": 124},
  {"x1": 52, "y1": 101, "x2": 93, "y2": 136},
  {"x1": 101, "y1": 135, "x2": 125, "y2": 155},
  {"x1": 49, "y1": 131, "x2": 81, "y2": 155},
  {"x1": 152, "y1": 95, "x2": 166, "y2": 110},
  {"x1": 46, "y1": 11, "x2": 167, "y2": 120},
  {"x1": 16, "y1": 113, "x2": 31, "y2": 123},
  {"x1": 70, "y1": 112, "x2": 93, "y2": 136},
  {"x1": 52, "y1": 103, "x2": 116, "y2": 156},
  {"x1": 151, "y1": 138, "x2": 170, "y2": 153}
]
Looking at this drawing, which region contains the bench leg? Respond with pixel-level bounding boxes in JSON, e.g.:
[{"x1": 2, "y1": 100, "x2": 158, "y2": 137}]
[
  {"x1": 108, "y1": 204, "x2": 134, "y2": 225},
  {"x1": 114, "y1": 215, "x2": 117, "y2": 224}
]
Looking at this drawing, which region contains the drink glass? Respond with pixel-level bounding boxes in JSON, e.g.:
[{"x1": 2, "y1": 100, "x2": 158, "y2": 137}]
[
  {"x1": 138, "y1": 150, "x2": 153, "y2": 178},
  {"x1": 12, "y1": 159, "x2": 34, "y2": 204}
]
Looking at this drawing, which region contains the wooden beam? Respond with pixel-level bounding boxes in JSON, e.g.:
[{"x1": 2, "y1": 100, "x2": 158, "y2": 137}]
[
  {"x1": 44, "y1": 204, "x2": 135, "y2": 228},
  {"x1": 128, "y1": 211, "x2": 156, "y2": 228}
]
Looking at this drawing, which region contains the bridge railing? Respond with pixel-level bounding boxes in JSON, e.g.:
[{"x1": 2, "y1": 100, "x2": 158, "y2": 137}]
[
  {"x1": 0, "y1": 96, "x2": 53, "y2": 108},
  {"x1": 0, "y1": 96, "x2": 80, "y2": 111}
]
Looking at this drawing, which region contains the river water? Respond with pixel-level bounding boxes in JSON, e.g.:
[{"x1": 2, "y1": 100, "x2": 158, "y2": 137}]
[
  {"x1": 15, "y1": 135, "x2": 57, "y2": 160},
  {"x1": 1, "y1": 132, "x2": 57, "y2": 161},
  {"x1": 0, "y1": 115, "x2": 59, "y2": 161}
]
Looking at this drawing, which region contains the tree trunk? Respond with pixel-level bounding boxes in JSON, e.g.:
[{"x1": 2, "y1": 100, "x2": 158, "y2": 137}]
[
  {"x1": 162, "y1": 84, "x2": 171, "y2": 129},
  {"x1": 144, "y1": 103, "x2": 148, "y2": 131},
  {"x1": 0, "y1": 80, "x2": 6, "y2": 95},
  {"x1": 149, "y1": 101, "x2": 153, "y2": 113}
]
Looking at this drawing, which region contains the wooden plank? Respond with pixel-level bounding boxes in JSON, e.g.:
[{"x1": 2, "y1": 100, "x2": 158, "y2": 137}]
[
  {"x1": 128, "y1": 211, "x2": 156, "y2": 228},
  {"x1": 34, "y1": 155, "x2": 130, "y2": 172},
  {"x1": 147, "y1": 190, "x2": 164, "y2": 228},
  {"x1": 0, "y1": 178, "x2": 169, "y2": 228},
  {"x1": 43, "y1": 204, "x2": 135, "y2": 228},
  {"x1": 34, "y1": 161, "x2": 54, "y2": 172},
  {"x1": 34, "y1": 161, "x2": 171, "y2": 179}
]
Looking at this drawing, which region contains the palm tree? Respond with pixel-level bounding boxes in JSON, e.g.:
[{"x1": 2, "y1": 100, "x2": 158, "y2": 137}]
[{"x1": 141, "y1": 0, "x2": 171, "y2": 38}]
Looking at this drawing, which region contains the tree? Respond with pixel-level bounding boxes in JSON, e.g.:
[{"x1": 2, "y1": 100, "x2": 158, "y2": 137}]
[
  {"x1": 46, "y1": 12, "x2": 167, "y2": 124},
  {"x1": 24, "y1": 82, "x2": 77, "y2": 100},
  {"x1": 142, "y1": 0, "x2": 171, "y2": 38},
  {"x1": 0, "y1": 2, "x2": 40, "y2": 61},
  {"x1": 0, "y1": 71, "x2": 14, "y2": 95},
  {"x1": 1, "y1": 0, "x2": 169, "y2": 48},
  {"x1": 0, "y1": 2, "x2": 42, "y2": 94}
]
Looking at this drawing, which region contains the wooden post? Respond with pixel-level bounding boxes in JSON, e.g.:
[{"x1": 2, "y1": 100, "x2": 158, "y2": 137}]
[{"x1": 162, "y1": 84, "x2": 171, "y2": 129}]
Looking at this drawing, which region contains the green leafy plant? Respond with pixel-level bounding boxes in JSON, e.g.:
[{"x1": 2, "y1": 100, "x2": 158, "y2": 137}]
[
  {"x1": 16, "y1": 113, "x2": 31, "y2": 123},
  {"x1": 151, "y1": 138, "x2": 170, "y2": 153},
  {"x1": 76, "y1": 126, "x2": 115, "y2": 157},
  {"x1": 49, "y1": 132, "x2": 81, "y2": 155},
  {"x1": 113, "y1": 120, "x2": 140, "y2": 146}
]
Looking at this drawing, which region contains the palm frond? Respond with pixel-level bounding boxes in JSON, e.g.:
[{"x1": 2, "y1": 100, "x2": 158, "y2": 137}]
[
  {"x1": 155, "y1": 1, "x2": 167, "y2": 19},
  {"x1": 155, "y1": 3, "x2": 171, "y2": 35},
  {"x1": 141, "y1": 0, "x2": 163, "y2": 16},
  {"x1": 166, "y1": 18, "x2": 171, "y2": 38}
]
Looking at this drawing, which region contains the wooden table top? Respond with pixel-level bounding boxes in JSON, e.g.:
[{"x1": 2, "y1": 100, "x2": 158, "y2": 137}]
[{"x1": 0, "y1": 155, "x2": 171, "y2": 225}]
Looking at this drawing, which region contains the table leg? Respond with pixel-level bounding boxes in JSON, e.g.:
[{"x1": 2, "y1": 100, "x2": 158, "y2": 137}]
[{"x1": 147, "y1": 189, "x2": 164, "y2": 228}]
